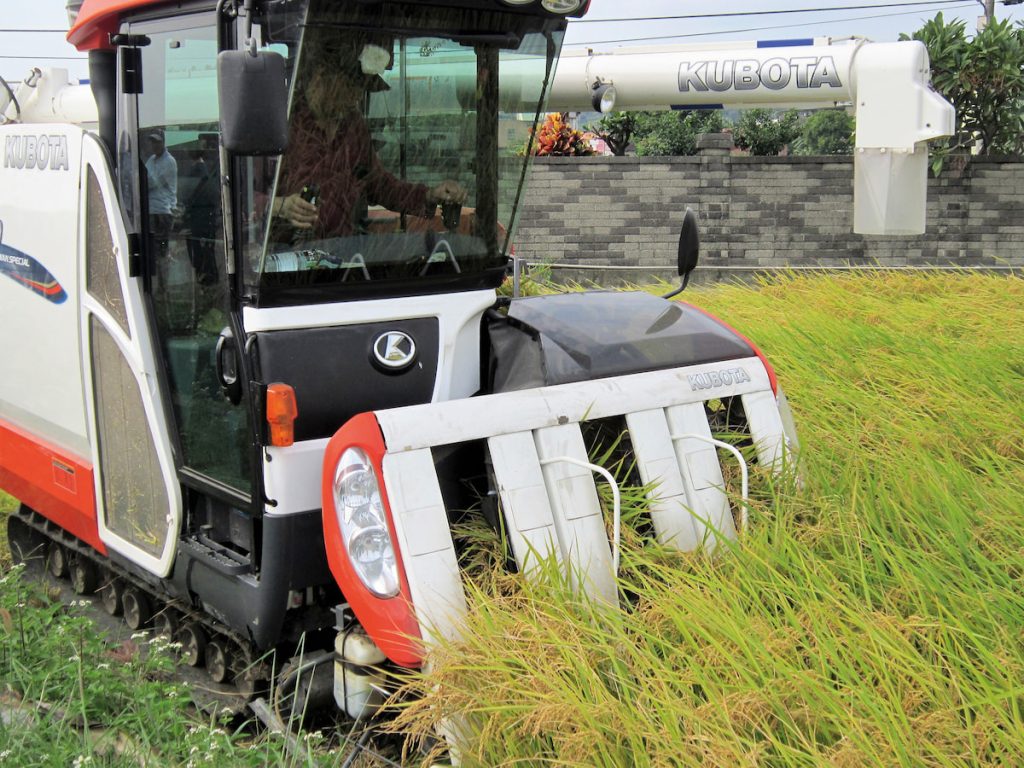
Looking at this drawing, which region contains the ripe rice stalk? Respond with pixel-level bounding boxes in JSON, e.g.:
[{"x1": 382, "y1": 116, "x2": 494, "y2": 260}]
[{"x1": 391, "y1": 272, "x2": 1024, "y2": 766}]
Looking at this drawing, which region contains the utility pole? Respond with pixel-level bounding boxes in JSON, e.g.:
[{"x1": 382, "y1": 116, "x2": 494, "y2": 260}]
[{"x1": 976, "y1": 0, "x2": 999, "y2": 29}]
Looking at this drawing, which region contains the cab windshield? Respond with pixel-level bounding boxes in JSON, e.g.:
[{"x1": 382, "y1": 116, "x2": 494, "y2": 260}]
[{"x1": 237, "y1": 0, "x2": 565, "y2": 305}]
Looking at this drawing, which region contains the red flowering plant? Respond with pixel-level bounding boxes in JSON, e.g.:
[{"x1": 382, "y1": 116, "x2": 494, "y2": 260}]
[{"x1": 530, "y1": 112, "x2": 596, "y2": 156}]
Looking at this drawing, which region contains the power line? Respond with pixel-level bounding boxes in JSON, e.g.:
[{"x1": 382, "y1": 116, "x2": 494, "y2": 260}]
[
  {"x1": 572, "y1": 0, "x2": 973, "y2": 23},
  {"x1": 567, "y1": 2, "x2": 978, "y2": 46},
  {"x1": 0, "y1": 55, "x2": 86, "y2": 60},
  {"x1": 0, "y1": 29, "x2": 67, "y2": 33}
]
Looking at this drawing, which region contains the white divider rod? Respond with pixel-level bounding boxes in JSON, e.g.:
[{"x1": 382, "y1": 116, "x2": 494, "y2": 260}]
[
  {"x1": 670, "y1": 434, "x2": 750, "y2": 534},
  {"x1": 539, "y1": 455, "x2": 621, "y2": 576}
]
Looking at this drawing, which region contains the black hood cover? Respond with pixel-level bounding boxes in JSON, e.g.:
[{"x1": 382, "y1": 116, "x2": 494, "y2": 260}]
[{"x1": 487, "y1": 291, "x2": 755, "y2": 393}]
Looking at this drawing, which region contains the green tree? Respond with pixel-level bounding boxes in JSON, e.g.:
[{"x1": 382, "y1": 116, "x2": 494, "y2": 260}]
[
  {"x1": 900, "y1": 13, "x2": 1024, "y2": 155},
  {"x1": 732, "y1": 108, "x2": 800, "y2": 156},
  {"x1": 591, "y1": 112, "x2": 637, "y2": 156},
  {"x1": 793, "y1": 109, "x2": 855, "y2": 155},
  {"x1": 632, "y1": 110, "x2": 724, "y2": 156}
]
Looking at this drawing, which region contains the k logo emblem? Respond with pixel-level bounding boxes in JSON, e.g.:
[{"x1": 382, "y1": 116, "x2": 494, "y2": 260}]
[{"x1": 372, "y1": 331, "x2": 417, "y2": 372}]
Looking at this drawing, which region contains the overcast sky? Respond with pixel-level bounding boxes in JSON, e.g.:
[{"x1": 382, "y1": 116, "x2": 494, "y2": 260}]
[{"x1": 3, "y1": 0, "x2": 1023, "y2": 83}]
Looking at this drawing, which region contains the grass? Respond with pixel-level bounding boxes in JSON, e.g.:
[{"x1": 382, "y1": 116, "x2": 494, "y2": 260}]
[
  {"x1": 0, "y1": 568, "x2": 305, "y2": 766},
  {"x1": 2, "y1": 271, "x2": 1022, "y2": 765}
]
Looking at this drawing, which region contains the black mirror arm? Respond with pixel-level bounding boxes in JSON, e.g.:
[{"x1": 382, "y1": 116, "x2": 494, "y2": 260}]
[
  {"x1": 242, "y1": 0, "x2": 257, "y2": 56},
  {"x1": 661, "y1": 271, "x2": 690, "y2": 300}
]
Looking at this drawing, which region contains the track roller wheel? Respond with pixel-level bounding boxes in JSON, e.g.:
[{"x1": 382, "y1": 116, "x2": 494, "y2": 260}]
[
  {"x1": 205, "y1": 640, "x2": 232, "y2": 684},
  {"x1": 153, "y1": 610, "x2": 179, "y2": 640},
  {"x1": 7, "y1": 515, "x2": 45, "y2": 567},
  {"x1": 122, "y1": 588, "x2": 152, "y2": 630},
  {"x1": 70, "y1": 557, "x2": 99, "y2": 595},
  {"x1": 98, "y1": 578, "x2": 123, "y2": 616},
  {"x1": 46, "y1": 542, "x2": 69, "y2": 579},
  {"x1": 177, "y1": 623, "x2": 207, "y2": 667}
]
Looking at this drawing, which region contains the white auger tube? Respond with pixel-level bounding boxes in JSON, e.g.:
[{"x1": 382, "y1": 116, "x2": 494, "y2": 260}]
[
  {"x1": 2, "y1": 68, "x2": 98, "y2": 127},
  {"x1": 550, "y1": 39, "x2": 955, "y2": 235}
]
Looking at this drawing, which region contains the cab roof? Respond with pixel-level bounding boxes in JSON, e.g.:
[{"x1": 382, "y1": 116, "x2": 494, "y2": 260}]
[{"x1": 68, "y1": 0, "x2": 589, "y2": 52}]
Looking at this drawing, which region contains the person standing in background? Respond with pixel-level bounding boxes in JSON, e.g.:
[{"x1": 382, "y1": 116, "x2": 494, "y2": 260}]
[
  {"x1": 145, "y1": 131, "x2": 177, "y2": 260},
  {"x1": 182, "y1": 147, "x2": 218, "y2": 285}
]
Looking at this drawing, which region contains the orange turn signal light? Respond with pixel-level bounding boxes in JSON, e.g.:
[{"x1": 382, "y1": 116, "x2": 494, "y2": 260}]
[{"x1": 266, "y1": 383, "x2": 298, "y2": 447}]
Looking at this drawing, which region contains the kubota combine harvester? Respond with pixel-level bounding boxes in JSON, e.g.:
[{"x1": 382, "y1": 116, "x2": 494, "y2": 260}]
[{"x1": 1, "y1": 0, "x2": 950, "y2": 733}]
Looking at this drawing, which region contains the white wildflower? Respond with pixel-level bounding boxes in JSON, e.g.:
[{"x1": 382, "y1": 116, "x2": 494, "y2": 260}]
[{"x1": 130, "y1": 632, "x2": 148, "y2": 640}]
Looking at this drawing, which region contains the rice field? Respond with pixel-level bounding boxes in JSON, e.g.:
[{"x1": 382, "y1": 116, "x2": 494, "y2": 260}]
[
  {"x1": 392, "y1": 271, "x2": 1024, "y2": 766},
  {"x1": 1, "y1": 271, "x2": 1022, "y2": 766}
]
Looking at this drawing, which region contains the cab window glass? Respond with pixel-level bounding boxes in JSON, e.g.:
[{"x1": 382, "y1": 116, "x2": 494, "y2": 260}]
[{"x1": 134, "y1": 19, "x2": 251, "y2": 491}]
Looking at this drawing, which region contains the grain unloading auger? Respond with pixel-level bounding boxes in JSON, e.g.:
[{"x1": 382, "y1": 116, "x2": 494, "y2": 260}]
[
  {"x1": 548, "y1": 35, "x2": 955, "y2": 235},
  {"x1": 0, "y1": 0, "x2": 946, "y2": 743}
]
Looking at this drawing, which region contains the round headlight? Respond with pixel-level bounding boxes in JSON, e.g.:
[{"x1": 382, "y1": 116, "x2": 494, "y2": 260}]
[
  {"x1": 592, "y1": 83, "x2": 617, "y2": 113},
  {"x1": 333, "y1": 448, "x2": 400, "y2": 598}
]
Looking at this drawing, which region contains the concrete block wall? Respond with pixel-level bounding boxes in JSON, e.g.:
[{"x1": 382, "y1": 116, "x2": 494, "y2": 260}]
[{"x1": 512, "y1": 140, "x2": 1023, "y2": 284}]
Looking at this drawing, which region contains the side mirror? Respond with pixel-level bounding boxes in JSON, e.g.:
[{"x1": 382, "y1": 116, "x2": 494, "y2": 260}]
[
  {"x1": 218, "y1": 49, "x2": 289, "y2": 155},
  {"x1": 663, "y1": 207, "x2": 700, "y2": 299}
]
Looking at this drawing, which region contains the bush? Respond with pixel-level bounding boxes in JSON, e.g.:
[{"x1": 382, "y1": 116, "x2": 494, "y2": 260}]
[
  {"x1": 733, "y1": 108, "x2": 800, "y2": 156},
  {"x1": 901, "y1": 13, "x2": 1024, "y2": 156},
  {"x1": 531, "y1": 112, "x2": 595, "y2": 156},
  {"x1": 633, "y1": 110, "x2": 724, "y2": 157},
  {"x1": 793, "y1": 109, "x2": 855, "y2": 155},
  {"x1": 591, "y1": 112, "x2": 637, "y2": 157}
]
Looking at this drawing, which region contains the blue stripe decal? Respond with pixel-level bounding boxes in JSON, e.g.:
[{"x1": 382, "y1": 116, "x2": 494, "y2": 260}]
[
  {"x1": 0, "y1": 221, "x2": 67, "y2": 304},
  {"x1": 757, "y1": 38, "x2": 814, "y2": 48}
]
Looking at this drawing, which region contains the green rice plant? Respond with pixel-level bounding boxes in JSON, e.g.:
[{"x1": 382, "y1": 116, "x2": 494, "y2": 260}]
[{"x1": 391, "y1": 272, "x2": 1024, "y2": 766}]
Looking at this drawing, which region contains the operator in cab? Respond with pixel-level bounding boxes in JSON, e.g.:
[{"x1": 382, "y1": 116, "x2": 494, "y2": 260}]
[{"x1": 270, "y1": 34, "x2": 465, "y2": 241}]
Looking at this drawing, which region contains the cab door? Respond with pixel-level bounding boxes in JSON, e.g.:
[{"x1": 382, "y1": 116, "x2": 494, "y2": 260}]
[
  {"x1": 80, "y1": 135, "x2": 182, "y2": 577},
  {"x1": 122, "y1": 12, "x2": 254, "y2": 498}
]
